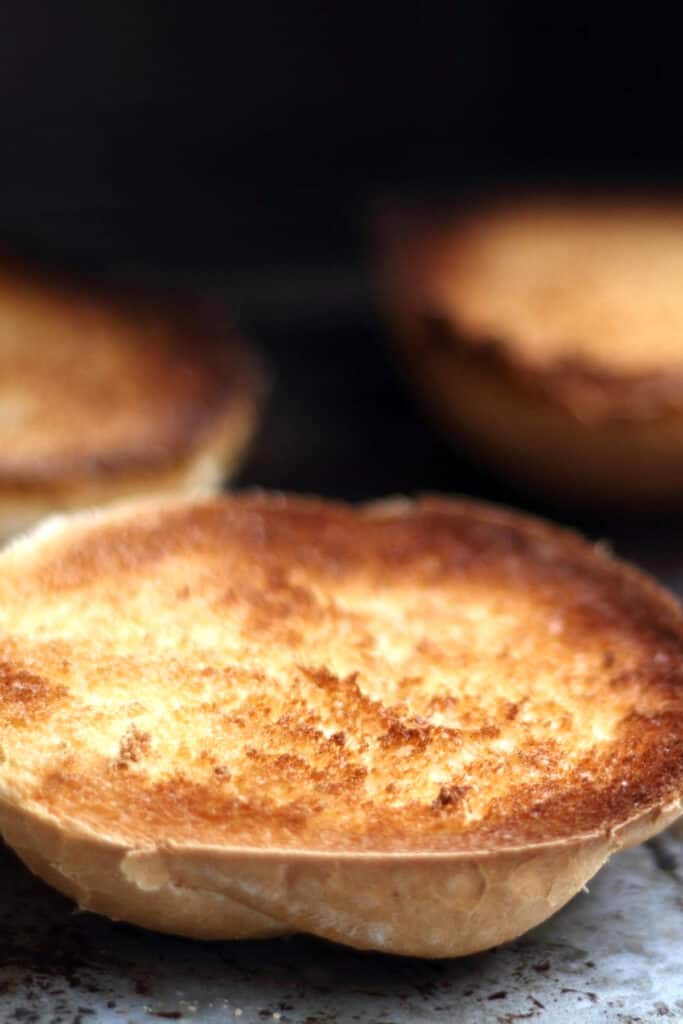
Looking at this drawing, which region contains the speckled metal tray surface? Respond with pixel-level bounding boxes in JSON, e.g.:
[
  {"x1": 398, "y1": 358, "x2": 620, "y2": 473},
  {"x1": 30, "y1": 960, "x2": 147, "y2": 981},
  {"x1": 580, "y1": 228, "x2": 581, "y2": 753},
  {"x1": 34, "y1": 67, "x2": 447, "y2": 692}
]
[
  {"x1": 1, "y1": 835, "x2": 682, "y2": 1023},
  {"x1": 2, "y1": 319, "x2": 683, "y2": 1023}
]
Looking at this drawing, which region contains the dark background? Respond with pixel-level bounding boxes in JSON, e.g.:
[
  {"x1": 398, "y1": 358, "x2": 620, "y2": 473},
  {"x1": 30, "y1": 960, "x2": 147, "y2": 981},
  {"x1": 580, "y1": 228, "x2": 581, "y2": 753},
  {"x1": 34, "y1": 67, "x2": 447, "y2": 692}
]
[
  {"x1": 2, "y1": 4, "x2": 683, "y2": 278},
  {"x1": 2, "y1": 3, "x2": 683, "y2": 564}
]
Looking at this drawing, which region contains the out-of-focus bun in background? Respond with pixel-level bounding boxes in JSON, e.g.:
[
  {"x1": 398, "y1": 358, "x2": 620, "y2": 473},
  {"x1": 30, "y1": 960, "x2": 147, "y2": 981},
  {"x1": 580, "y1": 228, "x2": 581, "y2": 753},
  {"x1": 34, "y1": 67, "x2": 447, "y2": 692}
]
[
  {"x1": 379, "y1": 193, "x2": 683, "y2": 508},
  {"x1": 0, "y1": 265, "x2": 264, "y2": 539}
]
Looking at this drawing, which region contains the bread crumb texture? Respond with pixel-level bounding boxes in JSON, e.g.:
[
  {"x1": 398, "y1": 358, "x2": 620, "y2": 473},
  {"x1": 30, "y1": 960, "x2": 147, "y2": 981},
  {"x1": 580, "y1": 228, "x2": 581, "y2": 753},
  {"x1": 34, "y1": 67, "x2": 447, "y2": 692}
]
[{"x1": 0, "y1": 494, "x2": 682, "y2": 853}]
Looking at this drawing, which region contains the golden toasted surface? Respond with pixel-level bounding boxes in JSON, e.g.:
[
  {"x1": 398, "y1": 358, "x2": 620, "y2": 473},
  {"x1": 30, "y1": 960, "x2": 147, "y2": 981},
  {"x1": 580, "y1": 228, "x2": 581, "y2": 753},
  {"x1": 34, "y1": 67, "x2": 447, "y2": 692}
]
[
  {"x1": 0, "y1": 268, "x2": 259, "y2": 489},
  {"x1": 1, "y1": 493, "x2": 682, "y2": 854},
  {"x1": 428, "y1": 197, "x2": 683, "y2": 376}
]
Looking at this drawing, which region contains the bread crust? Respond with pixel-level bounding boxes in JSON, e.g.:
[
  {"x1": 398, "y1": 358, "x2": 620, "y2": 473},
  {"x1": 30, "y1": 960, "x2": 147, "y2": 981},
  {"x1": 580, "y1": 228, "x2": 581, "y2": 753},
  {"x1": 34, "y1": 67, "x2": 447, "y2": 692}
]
[
  {"x1": 0, "y1": 794, "x2": 678, "y2": 957},
  {"x1": 0, "y1": 266, "x2": 264, "y2": 536},
  {"x1": 0, "y1": 493, "x2": 681, "y2": 955},
  {"x1": 381, "y1": 195, "x2": 683, "y2": 503}
]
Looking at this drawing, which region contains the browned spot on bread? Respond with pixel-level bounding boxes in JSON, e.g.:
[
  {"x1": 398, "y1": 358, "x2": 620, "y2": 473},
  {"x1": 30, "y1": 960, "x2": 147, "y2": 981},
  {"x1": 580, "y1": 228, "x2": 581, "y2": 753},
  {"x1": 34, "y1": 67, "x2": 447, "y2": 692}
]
[
  {"x1": 0, "y1": 659, "x2": 66, "y2": 723},
  {"x1": 0, "y1": 493, "x2": 681, "y2": 853},
  {"x1": 379, "y1": 718, "x2": 433, "y2": 752},
  {"x1": 116, "y1": 726, "x2": 151, "y2": 769},
  {"x1": 432, "y1": 784, "x2": 470, "y2": 809}
]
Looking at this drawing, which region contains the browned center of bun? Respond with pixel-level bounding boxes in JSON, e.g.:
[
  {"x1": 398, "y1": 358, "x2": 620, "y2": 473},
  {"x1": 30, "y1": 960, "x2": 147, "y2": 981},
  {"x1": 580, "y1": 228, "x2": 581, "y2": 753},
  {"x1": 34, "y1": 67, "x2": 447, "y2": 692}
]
[{"x1": 1, "y1": 494, "x2": 682, "y2": 853}]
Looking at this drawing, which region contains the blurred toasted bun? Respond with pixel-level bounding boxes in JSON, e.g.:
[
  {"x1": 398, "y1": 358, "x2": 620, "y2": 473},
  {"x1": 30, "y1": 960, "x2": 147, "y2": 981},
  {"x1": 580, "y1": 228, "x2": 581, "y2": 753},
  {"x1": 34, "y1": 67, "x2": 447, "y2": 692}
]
[
  {"x1": 0, "y1": 266, "x2": 264, "y2": 539},
  {"x1": 381, "y1": 195, "x2": 683, "y2": 505}
]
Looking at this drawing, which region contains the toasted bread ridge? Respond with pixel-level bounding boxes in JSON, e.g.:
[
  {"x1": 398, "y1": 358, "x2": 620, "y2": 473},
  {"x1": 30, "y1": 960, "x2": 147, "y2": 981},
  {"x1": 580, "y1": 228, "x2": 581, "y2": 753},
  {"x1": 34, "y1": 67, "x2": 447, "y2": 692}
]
[{"x1": 0, "y1": 493, "x2": 681, "y2": 954}]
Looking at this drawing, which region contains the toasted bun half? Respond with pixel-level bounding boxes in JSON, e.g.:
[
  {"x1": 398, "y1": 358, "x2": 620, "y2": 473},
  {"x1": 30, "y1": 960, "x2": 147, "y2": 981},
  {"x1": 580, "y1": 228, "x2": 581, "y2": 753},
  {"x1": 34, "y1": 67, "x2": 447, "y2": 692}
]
[
  {"x1": 381, "y1": 196, "x2": 683, "y2": 504},
  {"x1": 0, "y1": 268, "x2": 264, "y2": 539},
  {"x1": 0, "y1": 493, "x2": 681, "y2": 957}
]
